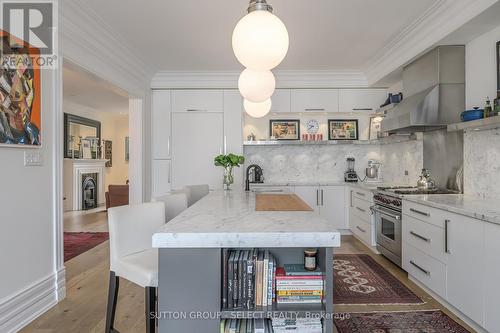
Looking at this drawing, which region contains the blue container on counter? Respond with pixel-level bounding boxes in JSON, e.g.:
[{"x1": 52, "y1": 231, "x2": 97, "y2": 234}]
[{"x1": 461, "y1": 108, "x2": 484, "y2": 122}]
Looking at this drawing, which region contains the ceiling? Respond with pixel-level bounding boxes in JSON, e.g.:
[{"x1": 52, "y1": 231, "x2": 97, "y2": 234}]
[
  {"x1": 85, "y1": 0, "x2": 438, "y2": 72},
  {"x1": 63, "y1": 61, "x2": 130, "y2": 113}
]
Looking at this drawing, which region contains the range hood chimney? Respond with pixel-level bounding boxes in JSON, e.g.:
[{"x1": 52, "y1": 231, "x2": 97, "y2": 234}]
[{"x1": 381, "y1": 46, "x2": 465, "y2": 134}]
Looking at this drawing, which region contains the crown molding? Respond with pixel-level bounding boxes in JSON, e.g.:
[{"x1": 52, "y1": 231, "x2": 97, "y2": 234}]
[
  {"x1": 364, "y1": 0, "x2": 499, "y2": 85},
  {"x1": 151, "y1": 70, "x2": 369, "y2": 89},
  {"x1": 60, "y1": 1, "x2": 154, "y2": 97}
]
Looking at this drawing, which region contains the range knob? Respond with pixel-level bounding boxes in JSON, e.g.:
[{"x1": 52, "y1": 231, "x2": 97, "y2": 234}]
[{"x1": 393, "y1": 200, "x2": 402, "y2": 206}]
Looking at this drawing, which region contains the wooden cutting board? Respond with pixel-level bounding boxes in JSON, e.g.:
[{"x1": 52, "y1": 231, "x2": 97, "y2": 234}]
[{"x1": 255, "y1": 193, "x2": 313, "y2": 212}]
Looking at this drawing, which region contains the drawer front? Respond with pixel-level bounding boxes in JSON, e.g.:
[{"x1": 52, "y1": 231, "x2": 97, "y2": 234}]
[
  {"x1": 403, "y1": 243, "x2": 447, "y2": 299},
  {"x1": 403, "y1": 201, "x2": 448, "y2": 228},
  {"x1": 350, "y1": 212, "x2": 372, "y2": 246},
  {"x1": 351, "y1": 188, "x2": 373, "y2": 202},
  {"x1": 351, "y1": 196, "x2": 373, "y2": 221},
  {"x1": 404, "y1": 215, "x2": 447, "y2": 264}
]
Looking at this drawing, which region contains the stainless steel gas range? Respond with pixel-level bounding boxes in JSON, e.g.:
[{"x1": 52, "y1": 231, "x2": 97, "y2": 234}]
[{"x1": 372, "y1": 186, "x2": 457, "y2": 268}]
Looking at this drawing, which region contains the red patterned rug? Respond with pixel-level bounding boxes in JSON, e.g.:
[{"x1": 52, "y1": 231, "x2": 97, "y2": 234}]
[
  {"x1": 334, "y1": 311, "x2": 471, "y2": 333},
  {"x1": 333, "y1": 254, "x2": 423, "y2": 305},
  {"x1": 64, "y1": 232, "x2": 109, "y2": 262}
]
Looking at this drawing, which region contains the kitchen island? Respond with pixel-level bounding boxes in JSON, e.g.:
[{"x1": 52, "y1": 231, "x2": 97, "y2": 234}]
[{"x1": 152, "y1": 190, "x2": 341, "y2": 333}]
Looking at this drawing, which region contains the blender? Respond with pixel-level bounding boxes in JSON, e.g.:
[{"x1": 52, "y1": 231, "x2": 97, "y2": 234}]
[{"x1": 344, "y1": 157, "x2": 359, "y2": 182}]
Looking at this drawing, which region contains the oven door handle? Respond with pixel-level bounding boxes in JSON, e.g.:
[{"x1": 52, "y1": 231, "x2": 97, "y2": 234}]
[{"x1": 371, "y1": 205, "x2": 401, "y2": 220}]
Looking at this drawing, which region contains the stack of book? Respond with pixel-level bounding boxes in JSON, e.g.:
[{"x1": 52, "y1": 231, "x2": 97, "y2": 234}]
[
  {"x1": 222, "y1": 249, "x2": 277, "y2": 309},
  {"x1": 221, "y1": 319, "x2": 273, "y2": 333},
  {"x1": 271, "y1": 318, "x2": 322, "y2": 333},
  {"x1": 275, "y1": 264, "x2": 324, "y2": 304}
]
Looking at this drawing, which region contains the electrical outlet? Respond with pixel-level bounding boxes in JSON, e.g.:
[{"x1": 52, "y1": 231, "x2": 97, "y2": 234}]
[{"x1": 24, "y1": 151, "x2": 43, "y2": 166}]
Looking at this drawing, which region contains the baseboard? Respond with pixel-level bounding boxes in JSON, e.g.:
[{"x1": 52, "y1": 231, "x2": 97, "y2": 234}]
[
  {"x1": 0, "y1": 269, "x2": 64, "y2": 333},
  {"x1": 408, "y1": 275, "x2": 488, "y2": 333}
]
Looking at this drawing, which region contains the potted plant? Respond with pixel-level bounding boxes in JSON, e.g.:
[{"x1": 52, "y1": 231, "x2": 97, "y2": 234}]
[{"x1": 214, "y1": 153, "x2": 245, "y2": 190}]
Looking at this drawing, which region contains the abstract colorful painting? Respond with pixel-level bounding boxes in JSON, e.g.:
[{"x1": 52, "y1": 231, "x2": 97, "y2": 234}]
[{"x1": 0, "y1": 30, "x2": 41, "y2": 146}]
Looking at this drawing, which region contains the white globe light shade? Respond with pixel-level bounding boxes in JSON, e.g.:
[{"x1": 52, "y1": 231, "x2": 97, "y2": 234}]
[
  {"x1": 232, "y1": 10, "x2": 289, "y2": 70},
  {"x1": 238, "y1": 69, "x2": 276, "y2": 103},
  {"x1": 244, "y1": 98, "x2": 272, "y2": 118}
]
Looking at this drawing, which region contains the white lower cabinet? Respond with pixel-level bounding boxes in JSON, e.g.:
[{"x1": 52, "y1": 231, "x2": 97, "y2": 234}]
[
  {"x1": 402, "y1": 200, "x2": 489, "y2": 330},
  {"x1": 152, "y1": 160, "x2": 171, "y2": 197},
  {"x1": 484, "y1": 222, "x2": 500, "y2": 333},
  {"x1": 445, "y1": 214, "x2": 484, "y2": 326},
  {"x1": 320, "y1": 186, "x2": 347, "y2": 230},
  {"x1": 348, "y1": 187, "x2": 376, "y2": 247},
  {"x1": 294, "y1": 186, "x2": 320, "y2": 214}
]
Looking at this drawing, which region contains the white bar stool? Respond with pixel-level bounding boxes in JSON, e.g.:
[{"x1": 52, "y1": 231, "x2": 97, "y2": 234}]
[
  {"x1": 183, "y1": 184, "x2": 210, "y2": 207},
  {"x1": 106, "y1": 202, "x2": 165, "y2": 333},
  {"x1": 152, "y1": 192, "x2": 188, "y2": 222}
]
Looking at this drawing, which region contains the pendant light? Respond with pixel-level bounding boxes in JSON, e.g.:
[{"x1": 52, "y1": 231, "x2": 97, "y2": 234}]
[
  {"x1": 244, "y1": 98, "x2": 272, "y2": 118},
  {"x1": 232, "y1": 0, "x2": 289, "y2": 71},
  {"x1": 238, "y1": 68, "x2": 276, "y2": 103}
]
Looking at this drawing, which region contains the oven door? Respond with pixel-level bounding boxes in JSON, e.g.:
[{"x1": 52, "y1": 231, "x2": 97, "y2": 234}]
[{"x1": 373, "y1": 205, "x2": 402, "y2": 257}]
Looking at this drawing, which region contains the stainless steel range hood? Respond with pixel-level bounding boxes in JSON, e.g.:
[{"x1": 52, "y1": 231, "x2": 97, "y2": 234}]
[{"x1": 381, "y1": 46, "x2": 465, "y2": 134}]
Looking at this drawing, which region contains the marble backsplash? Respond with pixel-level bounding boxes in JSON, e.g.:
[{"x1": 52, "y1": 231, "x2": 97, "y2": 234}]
[
  {"x1": 243, "y1": 139, "x2": 424, "y2": 185},
  {"x1": 464, "y1": 128, "x2": 500, "y2": 199},
  {"x1": 379, "y1": 140, "x2": 424, "y2": 186},
  {"x1": 244, "y1": 145, "x2": 381, "y2": 183}
]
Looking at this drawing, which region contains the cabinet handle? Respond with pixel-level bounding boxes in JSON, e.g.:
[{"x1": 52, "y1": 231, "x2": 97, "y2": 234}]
[
  {"x1": 356, "y1": 226, "x2": 366, "y2": 233},
  {"x1": 445, "y1": 219, "x2": 451, "y2": 254},
  {"x1": 223, "y1": 136, "x2": 227, "y2": 155},
  {"x1": 410, "y1": 208, "x2": 430, "y2": 217},
  {"x1": 356, "y1": 192, "x2": 366, "y2": 197},
  {"x1": 186, "y1": 109, "x2": 207, "y2": 112},
  {"x1": 321, "y1": 189, "x2": 324, "y2": 206},
  {"x1": 410, "y1": 231, "x2": 431, "y2": 243},
  {"x1": 167, "y1": 135, "x2": 171, "y2": 157},
  {"x1": 356, "y1": 207, "x2": 366, "y2": 213},
  {"x1": 305, "y1": 108, "x2": 325, "y2": 112},
  {"x1": 316, "y1": 190, "x2": 319, "y2": 206},
  {"x1": 168, "y1": 165, "x2": 172, "y2": 183},
  {"x1": 352, "y1": 108, "x2": 373, "y2": 111},
  {"x1": 410, "y1": 260, "x2": 430, "y2": 276}
]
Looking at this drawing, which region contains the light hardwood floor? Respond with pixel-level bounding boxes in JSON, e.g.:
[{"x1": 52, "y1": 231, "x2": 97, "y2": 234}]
[{"x1": 21, "y1": 211, "x2": 474, "y2": 333}]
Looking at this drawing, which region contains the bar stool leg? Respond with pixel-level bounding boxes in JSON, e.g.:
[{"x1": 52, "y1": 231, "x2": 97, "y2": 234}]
[
  {"x1": 105, "y1": 271, "x2": 120, "y2": 333},
  {"x1": 145, "y1": 287, "x2": 157, "y2": 333}
]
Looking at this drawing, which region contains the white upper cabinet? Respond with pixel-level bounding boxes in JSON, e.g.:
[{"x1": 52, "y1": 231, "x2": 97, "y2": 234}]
[
  {"x1": 152, "y1": 90, "x2": 172, "y2": 159},
  {"x1": 291, "y1": 89, "x2": 339, "y2": 113},
  {"x1": 270, "y1": 89, "x2": 291, "y2": 113},
  {"x1": 339, "y1": 89, "x2": 387, "y2": 113},
  {"x1": 171, "y1": 90, "x2": 224, "y2": 112}
]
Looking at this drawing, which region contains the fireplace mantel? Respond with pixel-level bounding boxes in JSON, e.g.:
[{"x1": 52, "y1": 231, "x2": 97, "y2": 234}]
[{"x1": 63, "y1": 159, "x2": 108, "y2": 211}]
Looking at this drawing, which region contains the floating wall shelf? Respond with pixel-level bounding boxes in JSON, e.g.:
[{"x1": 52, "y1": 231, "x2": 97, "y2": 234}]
[{"x1": 448, "y1": 116, "x2": 500, "y2": 132}]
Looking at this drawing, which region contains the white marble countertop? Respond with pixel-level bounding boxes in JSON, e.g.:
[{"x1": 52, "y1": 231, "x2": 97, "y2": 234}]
[
  {"x1": 152, "y1": 191, "x2": 341, "y2": 248},
  {"x1": 403, "y1": 194, "x2": 500, "y2": 225}
]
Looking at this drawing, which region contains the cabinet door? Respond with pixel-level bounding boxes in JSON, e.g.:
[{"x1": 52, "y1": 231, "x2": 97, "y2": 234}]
[
  {"x1": 339, "y1": 89, "x2": 387, "y2": 113},
  {"x1": 446, "y1": 214, "x2": 484, "y2": 325},
  {"x1": 484, "y1": 222, "x2": 500, "y2": 333},
  {"x1": 171, "y1": 112, "x2": 224, "y2": 190},
  {"x1": 291, "y1": 89, "x2": 339, "y2": 113},
  {"x1": 171, "y1": 90, "x2": 223, "y2": 112},
  {"x1": 320, "y1": 186, "x2": 347, "y2": 229},
  {"x1": 223, "y1": 90, "x2": 243, "y2": 188},
  {"x1": 152, "y1": 90, "x2": 172, "y2": 159},
  {"x1": 294, "y1": 186, "x2": 320, "y2": 213},
  {"x1": 152, "y1": 160, "x2": 171, "y2": 197},
  {"x1": 270, "y1": 89, "x2": 291, "y2": 113}
]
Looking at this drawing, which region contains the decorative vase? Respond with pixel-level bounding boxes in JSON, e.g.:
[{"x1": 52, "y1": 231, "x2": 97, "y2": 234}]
[{"x1": 223, "y1": 166, "x2": 234, "y2": 190}]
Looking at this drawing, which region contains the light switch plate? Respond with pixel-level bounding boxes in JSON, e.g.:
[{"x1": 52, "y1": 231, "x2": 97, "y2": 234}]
[{"x1": 24, "y1": 151, "x2": 43, "y2": 166}]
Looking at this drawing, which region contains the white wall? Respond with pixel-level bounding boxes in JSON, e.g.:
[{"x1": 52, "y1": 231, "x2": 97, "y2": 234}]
[
  {"x1": 0, "y1": 67, "x2": 60, "y2": 331},
  {"x1": 463, "y1": 24, "x2": 500, "y2": 199},
  {"x1": 466, "y1": 24, "x2": 500, "y2": 108}
]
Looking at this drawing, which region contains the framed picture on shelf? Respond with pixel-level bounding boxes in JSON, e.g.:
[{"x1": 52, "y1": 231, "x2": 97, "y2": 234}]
[
  {"x1": 328, "y1": 119, "x2": 359, "y2": 140},
  {"x1": 369, "y1": 117, "x2": 383, "y2": 140},
  {"x1": 104, "y1": 140, "x2": 112, "y2": 167},
  {"x1": 270, "y1": 119, "x2": 300, "y2": 140}
]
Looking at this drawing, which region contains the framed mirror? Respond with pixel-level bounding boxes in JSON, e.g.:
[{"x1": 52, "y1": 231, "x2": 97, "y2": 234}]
[{"x1": 64, "y1": 113, "x2": 101, "y2": 159}]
